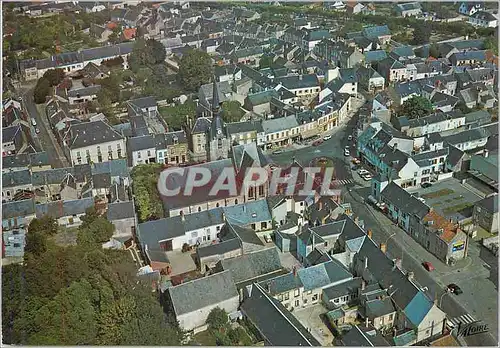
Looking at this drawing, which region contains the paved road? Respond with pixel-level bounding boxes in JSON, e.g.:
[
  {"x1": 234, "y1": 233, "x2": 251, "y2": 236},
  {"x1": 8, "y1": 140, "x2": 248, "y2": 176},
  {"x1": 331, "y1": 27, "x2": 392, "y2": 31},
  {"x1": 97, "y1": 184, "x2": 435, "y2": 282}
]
[
  {"x1": 270, "y1": 109, "x2": 498, "y2": 346},
  {"x1": 21, "y1": 89, "x2": 69, "y2": 168}
]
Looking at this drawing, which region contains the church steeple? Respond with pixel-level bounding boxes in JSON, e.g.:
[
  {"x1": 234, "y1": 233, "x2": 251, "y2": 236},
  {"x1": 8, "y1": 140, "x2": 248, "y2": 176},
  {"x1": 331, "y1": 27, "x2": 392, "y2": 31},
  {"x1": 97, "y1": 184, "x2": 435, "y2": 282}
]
[{"x1": 212, "y1": 75, "x2": 221, "y2": 114}]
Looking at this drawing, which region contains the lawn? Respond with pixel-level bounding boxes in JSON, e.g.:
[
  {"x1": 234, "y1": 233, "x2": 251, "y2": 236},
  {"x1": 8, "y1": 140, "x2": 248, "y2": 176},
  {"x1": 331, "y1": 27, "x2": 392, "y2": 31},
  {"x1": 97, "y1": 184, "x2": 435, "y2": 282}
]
[
  {"x1": 421, "y1": 188, "x2": 454, "y2": 199},
  {"x1": 192, "y1": 330, "x2": 217, "y2": 346},
  {"x1": 443, "y1": 203, "x2": 474, "y2": 214}
]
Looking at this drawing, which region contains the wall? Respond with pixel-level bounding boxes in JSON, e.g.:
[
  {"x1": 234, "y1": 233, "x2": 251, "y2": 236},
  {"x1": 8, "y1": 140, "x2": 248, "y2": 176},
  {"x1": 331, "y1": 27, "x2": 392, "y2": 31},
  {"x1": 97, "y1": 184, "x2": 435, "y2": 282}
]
[
  {"x1": 70, "y1": 139, "x2": 126, "y2": 166},
  {"x1": 416, "y1": 305, "x2": 446, "y2": 343},
  {"x1": 177, "y1": 296, "x2": 240, "y2": 332},
  {"x1": 112, "y1": 217, "x2": 135, "y2": 237}
]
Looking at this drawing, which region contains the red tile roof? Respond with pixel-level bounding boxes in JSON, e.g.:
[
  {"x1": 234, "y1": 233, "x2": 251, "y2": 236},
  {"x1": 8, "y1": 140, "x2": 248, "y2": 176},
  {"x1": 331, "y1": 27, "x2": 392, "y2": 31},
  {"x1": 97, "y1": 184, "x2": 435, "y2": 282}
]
[
  {"x1": 123, "y1": 28, "x2": 137, "y2": 40},
  {"x1": 423, "y1": 210, "x2": 459, "y2": 243}
]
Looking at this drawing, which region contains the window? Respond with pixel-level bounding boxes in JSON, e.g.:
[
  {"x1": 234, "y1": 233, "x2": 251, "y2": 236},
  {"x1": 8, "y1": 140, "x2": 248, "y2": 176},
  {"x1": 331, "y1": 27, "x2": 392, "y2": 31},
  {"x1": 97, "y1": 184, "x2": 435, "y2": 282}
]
[
  {"x1": 261, "y1": 221, "x2": 267, "y2": 229},
  {"x1": 138, "y1": 152, "x2": 142, "y2": 159},
  {"x1": 147, "y1": 150, "x2": 151, "y2": 157},
  {"x1": 198, "y1": 207, "x2": 202, "y2": 212},
  {"x1": 13, "y1": 243, "x2": 21, "y2": 248},
  {"x1": 312, "y1": 294, "x2": 318, "y2": 301},
  {"x1": 251, "y1": 223, "x2": 256, "y2": 230},
  {"x1": 216, "y1": 226, "x2": 221, "y2": 231},
  {"x1": 117, "y1": 144, "x2": 122, "y2": 158},
  {"x1": 389, "y1": 314, "x2": 394, "y2": 321},
  {"x1": 203, "y1": 236, "x2": 206, "y2": 242},
  {"x1": 303, "y1": 299, "x2": 308, "y2": 304},
  {"x1": 294, "y1": 289, "x2": 300, "y2": 297},
  {"x1": 284, "y1": 292, "x2": 290, "y2": 300},
  {"x1": 295, "y1": 300, "x2": 300, "y2": 307}
]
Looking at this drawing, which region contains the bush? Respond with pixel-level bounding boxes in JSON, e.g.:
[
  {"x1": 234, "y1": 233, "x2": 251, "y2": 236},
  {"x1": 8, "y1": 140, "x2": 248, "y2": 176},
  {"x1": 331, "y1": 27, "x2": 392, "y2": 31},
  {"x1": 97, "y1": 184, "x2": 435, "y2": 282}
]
[{"x1": 206, "y1": 307, "x2": 228, "y2": 332}]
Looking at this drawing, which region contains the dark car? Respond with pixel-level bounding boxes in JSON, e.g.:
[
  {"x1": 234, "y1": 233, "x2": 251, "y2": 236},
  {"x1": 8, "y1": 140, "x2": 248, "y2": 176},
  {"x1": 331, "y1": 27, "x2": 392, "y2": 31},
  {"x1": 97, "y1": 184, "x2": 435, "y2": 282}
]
[
  {"x1": 312, "y1": 139, "x2": 323, "y2": 146},
  {"x1": 421, "y1": 182, "x2": 432, "y2": 189},
  {"x1": 447, "y1": 283, "x2": 463, "y2": 295}
]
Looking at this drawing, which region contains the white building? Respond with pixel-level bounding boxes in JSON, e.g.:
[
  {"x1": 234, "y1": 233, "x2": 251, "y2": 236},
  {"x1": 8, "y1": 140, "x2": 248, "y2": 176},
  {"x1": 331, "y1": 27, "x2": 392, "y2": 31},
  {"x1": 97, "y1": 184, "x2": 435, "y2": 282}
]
[
  {"x1": 63, "y1": 120, "x2": 126, "y2": 166},
  {"x1": 469, "y1": 10, "x2": 498, "y2": 28}
]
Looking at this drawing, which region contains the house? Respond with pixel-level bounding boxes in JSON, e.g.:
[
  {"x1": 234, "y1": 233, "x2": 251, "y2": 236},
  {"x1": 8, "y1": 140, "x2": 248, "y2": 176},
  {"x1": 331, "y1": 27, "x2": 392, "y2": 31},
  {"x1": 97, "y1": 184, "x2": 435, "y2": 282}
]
[
  {"x1": 90, "y1": 23, "x2": 113, "y2": 42},
  {"x1": 362, "y1": 25, "x2": 391, "y2": 44},
  {"x1": 469, "y1": 10, "x2": 498, "y2": 28},
  {"x1": 2, "y1": 198, "x2": 36, "y2": 232},
  {"x1": 394, "y1": 2, "x2": 422, "y2": 17},
  {"x1": 107, "y1": 201, "x2": 136, "y2": 241},
  {"x1": 214, "y1": 247, "x2": 283, "y2": 286},
  {"x1": 357, "y1": 66, "x2": 385, "y2": 93},
  {"x1": 80, "y1": 1, "x2": 106, "y2": 13},
  {"x1": 449, "y1": 50, "x2": 487, "y2": 66},
  {"x1": 346, "y1": 2, "x2": 366, "y2": 15},
  {"x1": 340, "y1": 324, "x2": 390, "y2": 346},
  {"x1": 166, "y1": 270, "x2": 239, "y2": 333},
  {"x1": 3, "y1": 152, "x2": 51, "y2": 173},
  {"x1": 128, "y1": 135, "x2": 157, "y2": 167},
  {"x1": 442, "y1": 127, "x2": 489, "y2": 151},
  {"x1": 240, "y1": 283, "x2": 321, "y2": 346},
  {"x1": 359, "y1": 285, "x2": 397, "y2": 330},
  {"x1": 35, "y1": 197, "x2": 95, "y2": 227},
  {"x1": 155, "y1": 131, "x2": 189, "y2": 165},
  {"x1": 376, "y1": 58, "x2": 408, "y2": 84},
  {"x1": 473, "y1": 194, "x2": 498, "y2": 233},
  {"x1": 459, "y1": 2, "x2": 482, "y2": 16},
  {"x1": 263, "y1": 115, "x2": 300, "y2": 148},
  {"x1": 2, "y1": 169, "x2": 33, "y2": 202},
  {"x1": 469, "y1": 149, "x2": 498, "y2": 190},
  {"x1": 122, "y1": 28, "x2": 137, "y2": 41},
  {"x1": 66, "y1": 85, "x2": 101, "y2": 105},
  {"x1": 396, "y1": 111, "x2": 466, "y2": 137},
  {"x1": 62, "y1": 120, "x2": 126, "y2": 166},
  {"x1": 274, "y1": 74, "x2": 321, "y2": 101},
  {"x1": 196, "y1": 238, "x2": 243, "y2": 274},
  {"x1": 227, "y1": 120, "x2": 266, "y2": 147}
]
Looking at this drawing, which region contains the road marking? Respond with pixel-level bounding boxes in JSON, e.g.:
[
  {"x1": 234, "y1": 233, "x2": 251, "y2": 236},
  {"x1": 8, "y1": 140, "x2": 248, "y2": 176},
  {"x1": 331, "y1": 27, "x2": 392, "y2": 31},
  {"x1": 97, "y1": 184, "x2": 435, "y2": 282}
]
[{"x1": 449, "y1": 314, "x2": 477, "y2": 326}]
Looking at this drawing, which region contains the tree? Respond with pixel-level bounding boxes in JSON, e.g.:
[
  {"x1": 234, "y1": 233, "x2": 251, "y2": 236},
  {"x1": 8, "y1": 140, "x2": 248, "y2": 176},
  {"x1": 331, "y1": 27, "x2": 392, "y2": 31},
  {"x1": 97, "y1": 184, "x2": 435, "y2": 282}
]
[
  {"x1": 43, "y1": 68, "x2": 65, "y2": 86},
  {"x1": 397, "y1": 96, "x2": 433, "y2": 119},
  {"x1": 131, "y1": 163, "x2": 165, "y2": 222},
  {"x1": 429, "y1": 43, "x2": 440, "y2": 59},
  {"x1": 159, "y1": 100, "x2": 196, "y2": 131},
  {"x1": 206, "y1": 307, "x2": 228, "y2": 332},
  {"x1": 178, "y1": 49, "x2": 213, "y2": 92},
  {"x1": 259, "y1": 54, "x2": 274, "y2": 69},
  {"x1": 221, "y1": 100, "x2": 244, "y2": 123},
  {"x1": 484, "y1": 36, "x2": 498, "y2": 55},
  {"x1": 412, "y1": 22, "x2": 432, "y2": 45},
  {"x1": 147, "y1": 39, "x2": 166, "y2": 64},
  {"x1": 33, "y1": 78, "x2": 51, "y2": 104}
]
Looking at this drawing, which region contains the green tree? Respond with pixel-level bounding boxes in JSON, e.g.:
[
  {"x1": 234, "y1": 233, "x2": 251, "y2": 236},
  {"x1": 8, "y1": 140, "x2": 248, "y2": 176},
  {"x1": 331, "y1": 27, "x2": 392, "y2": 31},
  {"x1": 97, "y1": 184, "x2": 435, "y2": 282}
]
[
  {"x1": 221, "y1": 100, "x2": 244, "y2": 123},
  {"x1": 429, "y1": 43, "x2": 440, "y2": 59},
  {"x1": 484, "y1": 36, "x2": 498, "y2": 55},
  {"x1": 398, "y1": 95, "x2": 433, "y2": 119},
  {"x1": 206, "y1": 307, "x2": 228, "y2": 332},
  {"x1": 33, "y1": 78, "x2": 51, "y2": 104},
  {"x1": 178, "y1": 49, "x2": 213, "y2": 92},
  {"x1": 147, "y1": 39, "x2": 166, "y2": 64},
  {"x1": 131, "y1": 163, "x2": 165, "y2": 222},
  {"x1": 77, "y1": 217, "x2": 115, "y2": 247},
  {"x1": 28, "y1": 216, "x2": 58, "y2": 235},
  {"x1": 42, "y1": 68, "x2": 65, "y2": 86},
  {"x1": 412, "y1": 22, "x2": 432, "y2": 45}
]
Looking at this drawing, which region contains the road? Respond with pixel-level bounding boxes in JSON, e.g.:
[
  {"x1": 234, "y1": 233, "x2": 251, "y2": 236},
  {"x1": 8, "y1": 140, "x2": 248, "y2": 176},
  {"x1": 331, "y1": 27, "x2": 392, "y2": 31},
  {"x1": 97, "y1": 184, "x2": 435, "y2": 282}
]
[
  {"x1": 270, "y1": 109, "x2": 498, "y2": 346},
  {"x1": 21, "y1": 88, "x2": 69, "y2": 168}
]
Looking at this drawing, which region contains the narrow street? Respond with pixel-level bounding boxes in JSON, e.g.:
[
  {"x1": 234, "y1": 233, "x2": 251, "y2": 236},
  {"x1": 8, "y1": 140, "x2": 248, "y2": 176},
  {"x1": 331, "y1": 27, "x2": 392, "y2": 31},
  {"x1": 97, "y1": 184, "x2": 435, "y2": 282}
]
[
  {"x1": 21, "y1": 88, "x2": 70, "y2": 168},
  {"x1": 269, "y1": 104, "x2": 498, "y2": 346}
]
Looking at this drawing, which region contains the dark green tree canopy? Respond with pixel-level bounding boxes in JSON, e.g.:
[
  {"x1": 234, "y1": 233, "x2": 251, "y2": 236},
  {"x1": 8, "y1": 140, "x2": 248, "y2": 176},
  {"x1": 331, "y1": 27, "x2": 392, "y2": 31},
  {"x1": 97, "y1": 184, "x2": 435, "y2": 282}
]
[
  {"x1": 398, "y1": 95, "x2": 433, "y2": 119},
  {"x1": 178, "y1": 49, "x2": 213, "y2": 92}
]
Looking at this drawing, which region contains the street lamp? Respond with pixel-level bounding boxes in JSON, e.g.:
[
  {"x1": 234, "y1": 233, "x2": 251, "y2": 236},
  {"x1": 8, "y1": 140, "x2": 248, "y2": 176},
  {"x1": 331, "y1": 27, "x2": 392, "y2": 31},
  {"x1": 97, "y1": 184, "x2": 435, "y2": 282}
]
[{"x1": 384, "y1": 232, "x2": 396, "y2": 245}]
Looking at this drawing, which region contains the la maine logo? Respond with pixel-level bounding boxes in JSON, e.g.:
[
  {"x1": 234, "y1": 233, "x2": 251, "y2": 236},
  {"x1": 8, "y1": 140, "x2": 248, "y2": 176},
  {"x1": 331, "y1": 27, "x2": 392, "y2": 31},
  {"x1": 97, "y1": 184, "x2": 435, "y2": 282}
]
[{"x1": 457, "y1": 320, "x2": 489, "y2": 337}]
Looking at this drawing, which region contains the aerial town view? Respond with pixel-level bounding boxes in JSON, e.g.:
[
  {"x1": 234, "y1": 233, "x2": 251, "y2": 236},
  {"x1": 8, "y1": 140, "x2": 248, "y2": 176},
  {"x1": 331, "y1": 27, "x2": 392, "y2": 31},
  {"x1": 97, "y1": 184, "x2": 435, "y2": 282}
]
[{"x1": 1, "y1": 0, "x2": 499, "y2": 346}]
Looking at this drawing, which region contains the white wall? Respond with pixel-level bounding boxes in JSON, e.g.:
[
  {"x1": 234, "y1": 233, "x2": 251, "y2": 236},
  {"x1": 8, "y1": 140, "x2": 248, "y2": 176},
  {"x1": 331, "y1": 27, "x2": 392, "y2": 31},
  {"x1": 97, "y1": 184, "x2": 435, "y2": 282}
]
[
  {"x1": 70, "y1": 139, "x2": 126, "y2": 165},
  {"x1": 177, "y1": 296, "x2": 240, "y2": 332}
]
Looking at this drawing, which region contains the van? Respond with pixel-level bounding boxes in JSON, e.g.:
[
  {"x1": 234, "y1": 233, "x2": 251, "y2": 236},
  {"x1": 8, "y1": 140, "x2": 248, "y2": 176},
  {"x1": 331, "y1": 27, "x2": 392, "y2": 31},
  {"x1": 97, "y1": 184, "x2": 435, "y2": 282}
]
[{"x1": 31, "y1": 118, "x2": 37, "y2": 127}]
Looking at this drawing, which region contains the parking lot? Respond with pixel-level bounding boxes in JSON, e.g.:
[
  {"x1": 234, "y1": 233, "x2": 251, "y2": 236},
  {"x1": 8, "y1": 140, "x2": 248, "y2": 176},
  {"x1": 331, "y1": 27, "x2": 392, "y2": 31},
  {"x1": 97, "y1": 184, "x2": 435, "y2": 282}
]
[{"x1": 407, "y1": 178, "x2": 483, "y2": 221}]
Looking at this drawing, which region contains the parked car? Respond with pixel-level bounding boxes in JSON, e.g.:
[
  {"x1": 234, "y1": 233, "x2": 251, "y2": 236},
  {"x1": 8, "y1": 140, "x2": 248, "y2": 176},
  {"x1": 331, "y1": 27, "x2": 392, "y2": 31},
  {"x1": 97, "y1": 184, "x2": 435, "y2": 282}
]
[
  {"x1": 31, "y1": 118, "x2": 37, "y2": 127},
  {"x1": 361, "y1": 174, "x2": 372, "y2": 181},
  {"x1": 447, "y1": 283, "x2": 463, "y2": 295},
  {"x1": 422, "y1": 261, "x2": 435, "y2": 272},
  {"x1": 272, "y1": 149, "x2": 284, "y2": 154},
  {"x1": 264, "y1": 235, "x2": 272, "y2": 243},
  {"x1": 323, "y1": 135, "x2": 332, "y2": 141},
  {"x1": 351, "y1": 158, "x2": 361, "y2": 165},
  {"x1": 344, "y1": 149, "x2": 350, "y2": 156},
  {"x1": 358, "y1": 169, "x2": 369, "y2": 176},
  {"x1": 347, "y1": 135, "x2": 353, "y2": 141},
  {"x1": 313, "y1": 139, "x2": 323, "y2": 146},
  {"x1": 35, "y1": 128, "x2": 40, "y2": 134},
  {"x1": 421, "y1": 182, "x2": 432, "y2": 188}
]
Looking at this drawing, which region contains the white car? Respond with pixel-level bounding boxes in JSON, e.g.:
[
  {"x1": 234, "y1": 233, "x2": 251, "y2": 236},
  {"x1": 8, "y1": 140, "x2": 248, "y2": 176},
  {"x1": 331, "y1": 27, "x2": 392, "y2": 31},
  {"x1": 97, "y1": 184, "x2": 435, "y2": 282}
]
[
  {"x1": 358, "y1": 169, "x2": 369, "y2": 175},
  {"x1": 362, "y1": 174, "x2": 373, "y2": 181},
  {"x1": 347, "y1": 135, "x2": 353, "y2": 141},
  {"x1": 344, "y1": 149, "x2": 350, "y2": 156},
  {"x1": 323, "y1": 135, "x2": 332, "y2": 141},
  {"x1": 31, "y1": 118, "x2": 37, "y2": 127}
]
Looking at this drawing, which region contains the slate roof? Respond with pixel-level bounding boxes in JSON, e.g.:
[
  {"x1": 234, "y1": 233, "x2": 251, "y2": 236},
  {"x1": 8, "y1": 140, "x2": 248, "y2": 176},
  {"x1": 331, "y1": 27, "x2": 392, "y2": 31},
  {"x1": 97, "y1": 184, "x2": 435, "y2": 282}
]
[
  {"x1": 36, "y1": 198, "x2": 94, "y2": 219},
  {"x1": 258, "y1": 272, "x2": 304, "y2": 295},
  {"x1": 66, "y1": 121, "x2": 124, "y2": 149},
  {"x1": 341, "y1": 325, "x2": 390, "y2": 346},
  {"x1": 219, "y1": 222, "x2": 265, "y2": 247},
  {"x1": 381, "y1": 182, "x2": 430, "y2": 219},
  {"x1": 107, "y1": 201, "x2": 135, "y2": 220},
  {"x1": 128, "y1": 135, "x2": 156, "y2": 152},
  {"x1": 217, "y1": 247, "x2": 282, "y2": 284},
  {"x1": 191, "y1": 117, "x2": 212, "y2": 134},
  {"x1": 196, "y1": 238, "x2": 242, "y2": 259},
  {"x1": 227, "y1": 120, "x2": 264, "y2": 135},
  {"x1": 67, "y1": 85, "x2": 101, "y2": 98},
  {"x1": 275, "y1": 74, "x2": 319, "y2": 90},
  {"x1": 128, "y1": 96, "x2": 156, "y2": 109},
  {"x1": 364, "y1": 50, "x2": 387, "y2": 63},
  {"x1": 323, "y1": 277, "x2": 363, "y2": 300},
  {"x1": 262, "y1": 115, "x2": 299, "y2": 133},
  {"x1": 298, "y1": 259, "x2": 353, "y2": 291},
  {"x1": 232, "y1": 142, "x2": 269, "y2": 173},
  {"x1": 443, "y1": 127, "x2": 489, "y2": 145},
  {"x1": 2, "y1": 198, "x2": 36, "y2": 219},
  {"x1": 241, "y1": 283, "x2": 321, "y2": 346},
  {"x1": 407, "y1": 111, "x2": 464, "y2": 128},
  {"x1": 168, "y1": 270, "x2": 238, "y2": 316},
  {"x1": 475, "y1": 194, "x2": 498, "y2": 213},
  {"x1": 366, "y1": 297, "x2": 396, "y2": 318},
  {"x1": 362, "y1": 25, "x2": 390, "y2": 39},
  {"x1": 91, "y1": 159, "x2": 128, "y2": 178},
  {"x1": 3, "y1": 169, "x2": 32, "y2": 188}
]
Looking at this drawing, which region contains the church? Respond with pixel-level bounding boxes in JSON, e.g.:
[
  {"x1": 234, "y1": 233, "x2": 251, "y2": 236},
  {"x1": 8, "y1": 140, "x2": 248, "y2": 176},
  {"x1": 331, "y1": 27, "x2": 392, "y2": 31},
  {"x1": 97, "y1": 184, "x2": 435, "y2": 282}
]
[{"x1": 206, "y1": 78, "x2": 231, "y2": 161}]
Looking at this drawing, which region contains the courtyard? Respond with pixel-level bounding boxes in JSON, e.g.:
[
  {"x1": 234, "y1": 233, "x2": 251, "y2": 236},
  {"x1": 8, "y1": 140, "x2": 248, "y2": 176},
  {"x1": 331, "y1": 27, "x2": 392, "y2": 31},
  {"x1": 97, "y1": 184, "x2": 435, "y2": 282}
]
[{"x1": 292, "y1": 304, "x2": 334, "y2": 346}]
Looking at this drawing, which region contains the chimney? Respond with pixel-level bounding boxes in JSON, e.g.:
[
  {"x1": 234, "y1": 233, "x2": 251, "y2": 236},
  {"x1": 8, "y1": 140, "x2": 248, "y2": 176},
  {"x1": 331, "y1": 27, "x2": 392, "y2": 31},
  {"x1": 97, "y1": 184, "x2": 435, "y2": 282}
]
[
  {"x1": 299, "y1": 74, "x2": 303, "y2": 80},
  {"x1": 180, "y1": 211, "x2": 185, "y2": 222},
  {"x1": 293, "y1": 265, "x2": 297, "y2": 276},
  {"x1": 367, "y1": 229, "x2": 372, "y2": 239},
  {"x1": 407, "y1": 271, "x2": 414, "y2": 281},
  {"x1": 393, "y1": 258, "x2": 402, "y2": 270},
  {"x1": 484, "y1": 149, "x2": 489, "y2": 158},
  {"x1": 379, "y1": 243, "x2": 387, "y2": 253},
  {"x1": 392, "y1": 143, "x2": 397, "y2": 153},
  {"x1": 319, "y1": 200, "x2": 323, "y2": 211},
  {"x1": 364, "y1": 257, "x2": 368, "y2": 269},
  {"x1": 365, "y1": 317, "x2": 369, "y2": 328},
  {"x1": 361, "y1": 280, "x2": 366, "y2": 291}
]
